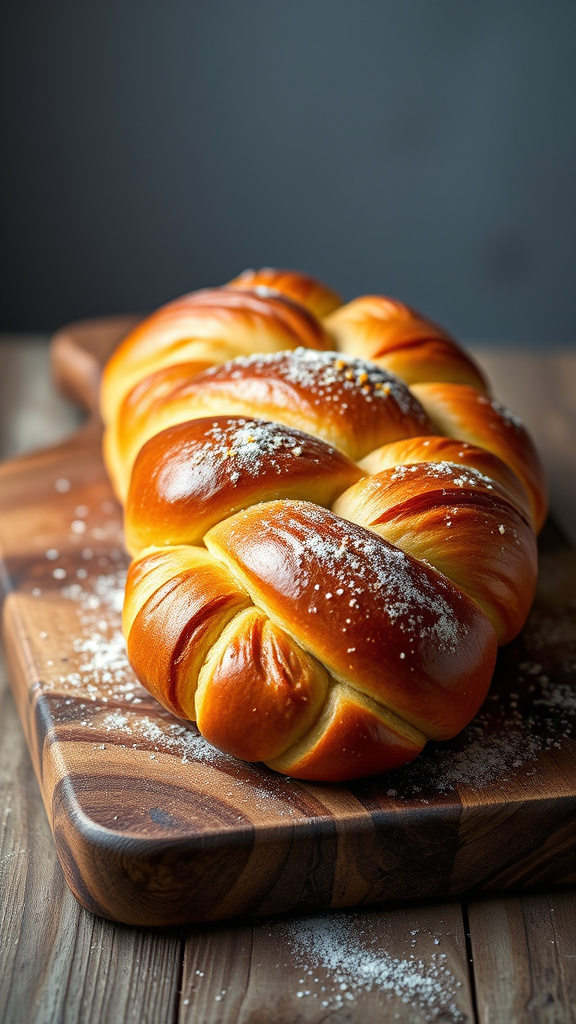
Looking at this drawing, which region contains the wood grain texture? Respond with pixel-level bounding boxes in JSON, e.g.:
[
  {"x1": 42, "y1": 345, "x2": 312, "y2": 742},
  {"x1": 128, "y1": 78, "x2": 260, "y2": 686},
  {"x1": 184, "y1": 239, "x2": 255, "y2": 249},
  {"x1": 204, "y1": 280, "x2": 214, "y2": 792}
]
[
  {"x1": 0, "y1": 337, "x2": 184, "y2": 1024},
  {"x1": 1, "y1": 628, "x2": 477, "y2": 1024},
  {"x1": 1, "y1": 322, "x2": 576, "y2": 931},
  {"x1": 180, "y1": 902, "x2": 475, "y2": 1024},
  {"x1": 467, "y1": 891, "x2": 576, "y2": 1024},
  {"x1": 0, "y1": 637, "x2": 183, "y2": 1024}
]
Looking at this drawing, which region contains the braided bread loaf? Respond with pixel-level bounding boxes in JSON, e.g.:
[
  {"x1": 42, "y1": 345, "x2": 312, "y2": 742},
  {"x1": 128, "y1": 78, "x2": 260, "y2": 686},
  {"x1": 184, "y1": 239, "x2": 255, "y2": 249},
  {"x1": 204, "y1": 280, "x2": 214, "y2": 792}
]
[{"x1": 101, "y1": 269, "x2": 547, "y2": 781}]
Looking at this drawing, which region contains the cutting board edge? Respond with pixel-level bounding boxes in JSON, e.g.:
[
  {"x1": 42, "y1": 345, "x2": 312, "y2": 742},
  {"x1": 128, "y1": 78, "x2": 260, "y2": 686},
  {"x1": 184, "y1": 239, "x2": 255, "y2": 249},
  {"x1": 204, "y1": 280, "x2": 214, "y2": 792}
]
[
  {"x1": 2, "y1": 316, "x2": 576, "y2": 925},
  {"x1": 3, "y1": 516, "x2": 576, "y2": 925}
]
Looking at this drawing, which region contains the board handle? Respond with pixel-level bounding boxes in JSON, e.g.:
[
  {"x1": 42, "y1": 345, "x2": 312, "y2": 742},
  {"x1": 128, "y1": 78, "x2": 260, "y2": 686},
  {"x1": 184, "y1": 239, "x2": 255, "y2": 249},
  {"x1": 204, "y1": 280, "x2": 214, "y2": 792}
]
[{"x1": 50, "y1": 314, "x2": 142, "y2": 416}]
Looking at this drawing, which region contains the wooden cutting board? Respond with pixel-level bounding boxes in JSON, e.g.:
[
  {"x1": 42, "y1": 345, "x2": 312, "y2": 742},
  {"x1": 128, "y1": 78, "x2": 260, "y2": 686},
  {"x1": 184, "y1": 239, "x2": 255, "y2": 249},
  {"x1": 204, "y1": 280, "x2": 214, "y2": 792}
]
[{"x1": 1, "y1": 318, "x2": 576, "y2": 927}]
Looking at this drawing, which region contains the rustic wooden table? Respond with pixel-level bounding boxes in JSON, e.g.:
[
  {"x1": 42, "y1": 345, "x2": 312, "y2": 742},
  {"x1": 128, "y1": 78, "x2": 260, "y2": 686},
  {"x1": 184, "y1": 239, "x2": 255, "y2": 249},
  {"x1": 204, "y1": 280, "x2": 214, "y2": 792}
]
[{"x1": 1, "y1": 336, "x2": 575, "y2": 1024}]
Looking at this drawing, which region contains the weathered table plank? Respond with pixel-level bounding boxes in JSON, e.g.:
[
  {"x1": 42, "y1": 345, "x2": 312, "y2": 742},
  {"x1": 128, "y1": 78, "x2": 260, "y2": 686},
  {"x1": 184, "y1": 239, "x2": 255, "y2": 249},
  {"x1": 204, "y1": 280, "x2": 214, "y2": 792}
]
[
  {"x1": 467, "y1": 891, "x2": 576, "y2": 1024},
  {"x1": 0, "y1": 338, "x2": 184, "y2": 1024},
  {"x1": 180, "y1": 902, "x2": 475, "y2": 1023},
  {"x1": 0, "y1": 656, "x2": 183, "y2": 1024}
]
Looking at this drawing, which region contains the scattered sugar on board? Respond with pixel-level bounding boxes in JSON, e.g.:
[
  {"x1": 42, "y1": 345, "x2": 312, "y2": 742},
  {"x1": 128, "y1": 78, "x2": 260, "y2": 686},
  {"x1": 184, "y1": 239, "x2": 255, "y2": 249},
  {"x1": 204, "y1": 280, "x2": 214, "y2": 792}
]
[
  {"x1": 52, "y1": 568, "x2": 143, "y2": 701},
  {"x1": 95, "y1": 709, "x2": 301, "y2": 816},
  {"x1": 379, "y1": 614, "x2": 576, "y2": 800},
  {"x1": 35, "y1": 486, "x2": 576, "y2": 804},
  {"x1": 35, "y1": 497, "x2": 138, "y2": 701},
  {"x1": 101, "y1": 710, "x2": 223, "y2": 763},
  {"x1": 184, "y1": 910, "x2": 466, "y2": 1020}
]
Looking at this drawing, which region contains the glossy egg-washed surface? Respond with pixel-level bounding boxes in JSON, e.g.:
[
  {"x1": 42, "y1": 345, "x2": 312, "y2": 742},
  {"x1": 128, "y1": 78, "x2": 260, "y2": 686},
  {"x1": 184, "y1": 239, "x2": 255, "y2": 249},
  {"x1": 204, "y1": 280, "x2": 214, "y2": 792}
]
[{"x1": 104, "y1": 268, "x2": 547, "y2": 780}]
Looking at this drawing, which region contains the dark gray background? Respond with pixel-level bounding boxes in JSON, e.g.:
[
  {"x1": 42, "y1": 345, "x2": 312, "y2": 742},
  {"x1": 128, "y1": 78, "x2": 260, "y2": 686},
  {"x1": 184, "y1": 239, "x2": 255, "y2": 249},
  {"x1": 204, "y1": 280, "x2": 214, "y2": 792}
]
[{"x1": 1, "y1": 0, "x2": 575, "y2": 345}]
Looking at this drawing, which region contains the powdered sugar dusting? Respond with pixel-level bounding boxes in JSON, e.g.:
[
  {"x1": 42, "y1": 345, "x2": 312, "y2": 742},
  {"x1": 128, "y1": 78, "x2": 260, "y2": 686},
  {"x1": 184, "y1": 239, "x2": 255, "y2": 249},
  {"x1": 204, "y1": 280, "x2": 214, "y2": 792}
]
[
  {"x1": 210, "y1": 348, "x2": 428, "y2": 420},
  {"x1": 478, "y1": 394, "x2": 525, "y2": 430},
  {"x1": 30, "y1": 481, "x2": 576, "y2": 816},
  {"x1": 207, "y1": 419, "x2": 304, "y2": 470},
  {"x1": 99, "y1": 709, "x2": 223, "y2": 764},
  {"x1": 390, "y1": 460, "x2": 496, "y2": 492},
  {"x1": 280, "y1": 912, "x2": 466, "y2": 1021},
  {"x1": 375, "y1": 602, "x2": 576, "y2": 801},
  {"x1": 167, "y1": 418, "x2": 328, "y2": 492},
  {"x1": 244, "y1": 502, "x2": 467, "y2": 653},
  {"x1": 55, "y1": 568, "x2": 140, "y2": 701}
]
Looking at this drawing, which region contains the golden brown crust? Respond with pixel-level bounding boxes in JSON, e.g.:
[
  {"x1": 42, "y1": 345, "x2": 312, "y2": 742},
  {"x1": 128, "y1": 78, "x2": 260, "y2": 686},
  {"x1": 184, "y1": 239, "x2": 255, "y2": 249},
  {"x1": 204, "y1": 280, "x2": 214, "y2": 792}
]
[
  {"x1": 227, "y1": 267, "x2": 342, "y2": 319},
  {"x1": 204, "y1": 500, "x2": 498, "y2": 741},
  {"x1": 196, "y1": 607, "x2": 329, "y2": 762},
  {"x1": 359, "y1": 435, "x2": 532, "y2": 521},
  {"x1": 267, "y1": 684, "x2": 426, "y2": 782},
  {"x1": 113, "y1": 350, "x2": 431, "y2": 492},
  {"x1": 105, "y1": 360, "x2": 213, "y2": 500},
  {"x1": 101, "y1": 287, "x2": 332, "y2": 428},
  {"x1": 106, "y1": 269, "x2": 547, "y2": 781},
  {"x1": 125, "y1": 416, "x2": 363, "y2": 556},
  {"x1": 124, "y1": 546, "x2": 250, "y2": 719},
  {"x1": 411, "y1": 382, "x2": 548, "y2": 531},
  {"x1": 333, "y1": 463, "x2": 537, "y2": 644},
  {"x1": 326, "y1": 295, "x2": 488, "y2": 390}
]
